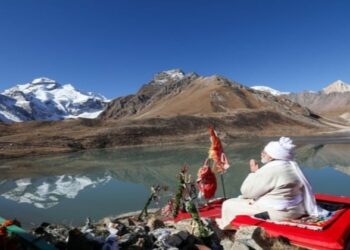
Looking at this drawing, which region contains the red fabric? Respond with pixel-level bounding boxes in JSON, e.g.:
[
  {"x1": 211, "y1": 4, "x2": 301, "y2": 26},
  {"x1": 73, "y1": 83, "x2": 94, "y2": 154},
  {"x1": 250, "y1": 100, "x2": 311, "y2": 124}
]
[
  {"x1": 0, "y1": 220, "x2": 15, "y2": 249},
  {"x1": 197, "y1": 162, "x2": 217, "y2": 199},
  {"x1": 168, "y1": 194, "x2": 350, "y2": 250},
  {"x1": 230, "y1": 194, "x2": 350, "y2": 250},
  {"x1": 231, "y1": 210, "x2": 350, "y2": 250}
]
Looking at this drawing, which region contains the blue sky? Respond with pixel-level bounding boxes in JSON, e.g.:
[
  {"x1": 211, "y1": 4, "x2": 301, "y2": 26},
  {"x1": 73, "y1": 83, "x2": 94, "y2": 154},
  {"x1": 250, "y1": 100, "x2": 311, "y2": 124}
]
[{"x1": 0, "y1": 0, "x2": 349, "y2": 98}]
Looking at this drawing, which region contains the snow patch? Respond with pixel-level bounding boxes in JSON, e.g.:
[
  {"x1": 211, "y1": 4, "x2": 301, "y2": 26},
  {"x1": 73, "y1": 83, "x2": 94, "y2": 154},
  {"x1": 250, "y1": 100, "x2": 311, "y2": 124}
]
[
  {"x1": 153, "y1": 69, "x2": 185, "y2": 84},
  {"x1": 32, "y1": 77, "x2": 56, "y2": 85},
  {"x1": 251, "y1": 86, "x2": 290, "y2": 96}
]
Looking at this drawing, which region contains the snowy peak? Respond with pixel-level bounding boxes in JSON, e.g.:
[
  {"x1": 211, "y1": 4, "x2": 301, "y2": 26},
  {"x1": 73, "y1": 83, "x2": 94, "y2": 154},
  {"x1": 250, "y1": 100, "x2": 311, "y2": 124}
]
[
  {"x1": 4, "y1": 78, "x2": 58, "y2": 95},
  {"x1": 31, "y1": 77, "x2": 57, "y2": 85},
  {"x1": 152, "y1": 69, "x2": 185, "y2": 84},
  {"x1": 322, "y1": 80, "x2": 350, "y2": 94},
  {"x1": 4, "y1": 77, "x2": 60, "y2": 95},
  {"x1": 251, "y1": 86, "x2": 290, "y2": 96},
  {"x1": 0, "y1": 77, "x2": 110, "y2": 123}
]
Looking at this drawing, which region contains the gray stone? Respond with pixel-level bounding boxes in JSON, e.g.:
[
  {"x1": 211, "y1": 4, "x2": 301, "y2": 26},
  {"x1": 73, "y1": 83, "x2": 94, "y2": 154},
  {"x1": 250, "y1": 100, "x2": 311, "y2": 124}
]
[
  {"x1": 118, "y1": 232, "x2": 139, "y2": 248},
  {"x1": 162, "y1": 230, "x2": 191, "y2": 247},
  {"x1": 164, "y1": 234, "x2": 184, "y2": 247},
  {"x1": 117, "y1": 217, "x2": 136, "y2": 227},
  {"x1": 148, "y1": 218, "x2": 165, "y2": 231},
  {"x1": 220, "y1": 239, "x2": 234, "y2": 250},
  {"x1": 234, "y1": 226, "x2": 264, "y2": 250},
  {"x1": 176, "y1": 230, "x2": 190, "y2": 241},
  {"x1": 231, "y1": 241, "x2": 250, "y2": 250}
]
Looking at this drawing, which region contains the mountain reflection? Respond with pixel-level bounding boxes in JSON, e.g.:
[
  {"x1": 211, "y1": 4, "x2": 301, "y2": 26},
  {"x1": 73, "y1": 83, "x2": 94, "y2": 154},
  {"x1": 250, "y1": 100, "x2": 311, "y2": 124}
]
[
  {"x1": 297, "y1": 144, "x2": 350, "y2": 175},
  {"x1": 0, "y1": 174, "x2": 112, "y2": 209},
  {"x1": 0, "y1": 142, "x2": 349, "y2": 212}
]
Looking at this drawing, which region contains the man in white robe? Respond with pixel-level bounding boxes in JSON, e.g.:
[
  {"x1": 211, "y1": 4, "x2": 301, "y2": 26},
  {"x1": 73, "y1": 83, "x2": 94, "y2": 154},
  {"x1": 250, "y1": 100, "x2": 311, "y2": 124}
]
[{"x1": 217, "y1": 137, "x2": 323, "y2": 230}]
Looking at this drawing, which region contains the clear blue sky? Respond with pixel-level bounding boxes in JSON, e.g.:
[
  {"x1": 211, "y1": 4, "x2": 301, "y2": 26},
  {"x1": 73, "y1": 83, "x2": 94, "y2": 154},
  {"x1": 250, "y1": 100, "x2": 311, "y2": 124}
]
[{"x1": 0, "y1": 0, "x2": 349, "y2": 98}]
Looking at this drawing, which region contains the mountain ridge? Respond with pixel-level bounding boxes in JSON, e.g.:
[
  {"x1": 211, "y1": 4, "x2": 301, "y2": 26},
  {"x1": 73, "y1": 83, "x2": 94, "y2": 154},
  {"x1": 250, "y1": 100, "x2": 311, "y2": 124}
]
[
  {"x1": 0, "y1": 70, "x2": 342, "y2": 159},
  {"x1": 253, "y1": 79, "x2": 350, "y2": 123},
  {"x1": 100, "y1": 71, "x2": 312, "y2": 122}
]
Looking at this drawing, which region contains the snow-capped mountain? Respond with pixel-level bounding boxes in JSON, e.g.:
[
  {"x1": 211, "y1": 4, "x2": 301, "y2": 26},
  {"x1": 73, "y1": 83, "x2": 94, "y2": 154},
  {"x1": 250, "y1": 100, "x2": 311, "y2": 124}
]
[
  {"x1": 286, "y1": 79, "x2": 350, "y2": 122},
  {"x1": 152, "y1": 69, "x2": 186, "y2": 85},
  {"x1": 0, "y1": 77, "x2": 109, "y2": 123},
  {"x1": 322, "y1": 80, "x2": 350, "y2": 94},
  {"x1": 0, "y1": 174, "x2": 112, "y2": 209},
  {"x1": 251, "y1": 86, "x2": 290, "y2": 96}
]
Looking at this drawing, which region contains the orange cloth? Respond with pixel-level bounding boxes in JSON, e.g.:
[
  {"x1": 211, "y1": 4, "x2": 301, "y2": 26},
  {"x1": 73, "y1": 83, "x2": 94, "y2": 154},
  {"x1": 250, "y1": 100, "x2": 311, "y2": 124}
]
[{"x1": 208, "y1": 126, "x2": 229, "y2": 173}]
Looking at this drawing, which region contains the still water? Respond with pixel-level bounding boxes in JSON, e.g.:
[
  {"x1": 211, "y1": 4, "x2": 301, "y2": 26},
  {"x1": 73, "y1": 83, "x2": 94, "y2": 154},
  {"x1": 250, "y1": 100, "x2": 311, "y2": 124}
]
[{"x1": 0, "y1": 140, "x2": 349, "y2": 229}]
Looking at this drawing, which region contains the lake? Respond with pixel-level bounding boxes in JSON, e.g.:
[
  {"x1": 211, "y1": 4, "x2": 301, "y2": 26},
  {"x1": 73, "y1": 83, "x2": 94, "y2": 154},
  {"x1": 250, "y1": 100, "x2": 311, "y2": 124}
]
[{"x1": 0, "y1": 139, "x2": 349, "y2": 229}]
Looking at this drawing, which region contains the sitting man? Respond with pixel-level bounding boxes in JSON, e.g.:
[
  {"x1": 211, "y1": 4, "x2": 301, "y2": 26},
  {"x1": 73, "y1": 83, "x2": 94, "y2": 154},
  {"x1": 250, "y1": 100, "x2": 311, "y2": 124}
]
[{"x1": 216, "y1": 137, "x2": 325, "y2": 230}]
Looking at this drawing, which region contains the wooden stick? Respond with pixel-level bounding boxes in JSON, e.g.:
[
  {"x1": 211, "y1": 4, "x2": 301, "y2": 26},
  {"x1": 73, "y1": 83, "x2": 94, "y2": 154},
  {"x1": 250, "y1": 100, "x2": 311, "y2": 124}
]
[{"x1": 220, "y1": 174, "x2": 226, "y2": 199}]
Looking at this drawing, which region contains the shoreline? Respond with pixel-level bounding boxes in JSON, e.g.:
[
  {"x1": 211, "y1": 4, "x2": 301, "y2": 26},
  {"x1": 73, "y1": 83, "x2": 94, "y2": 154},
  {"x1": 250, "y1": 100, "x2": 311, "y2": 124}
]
[{"x1": 0, "y1": 129, "x2": 349, "y2": 160}]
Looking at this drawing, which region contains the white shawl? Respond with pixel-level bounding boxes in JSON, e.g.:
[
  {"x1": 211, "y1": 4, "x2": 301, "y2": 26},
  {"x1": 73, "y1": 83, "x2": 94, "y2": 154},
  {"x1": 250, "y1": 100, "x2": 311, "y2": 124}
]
[{"x1": 289, "y1": 161, "x2": 329, "y2": 217}]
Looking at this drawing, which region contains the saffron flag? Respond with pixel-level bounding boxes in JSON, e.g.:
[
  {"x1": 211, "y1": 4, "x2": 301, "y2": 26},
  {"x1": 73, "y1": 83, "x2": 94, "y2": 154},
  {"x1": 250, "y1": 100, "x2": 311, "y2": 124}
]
[{"x1": 208, "y1": 126, "x2": 230, "y2": 173}]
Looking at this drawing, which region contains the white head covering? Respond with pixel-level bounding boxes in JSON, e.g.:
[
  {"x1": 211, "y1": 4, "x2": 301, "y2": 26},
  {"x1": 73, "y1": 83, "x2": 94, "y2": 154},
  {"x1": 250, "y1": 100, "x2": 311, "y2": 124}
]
[
  {"x1": 264, "y1": 137, "x2": 295, "y2": 160},
  {"x1": 264, "y1": 137, "x2": 329, "y2": 217}
]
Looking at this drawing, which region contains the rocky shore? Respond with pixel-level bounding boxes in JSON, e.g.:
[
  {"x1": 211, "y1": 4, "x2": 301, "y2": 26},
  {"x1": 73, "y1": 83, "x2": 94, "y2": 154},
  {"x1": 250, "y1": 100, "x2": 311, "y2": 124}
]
[{"x1": 29, "y1": 210, "x2": 304, "y2": 250}]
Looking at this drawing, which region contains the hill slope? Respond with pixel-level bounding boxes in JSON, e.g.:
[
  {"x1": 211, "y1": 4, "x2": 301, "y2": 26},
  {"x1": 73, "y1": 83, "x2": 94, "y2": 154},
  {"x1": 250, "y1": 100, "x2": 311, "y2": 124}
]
[{"x1": 100, "y1": 70, "x2": 323, "y2": 130}]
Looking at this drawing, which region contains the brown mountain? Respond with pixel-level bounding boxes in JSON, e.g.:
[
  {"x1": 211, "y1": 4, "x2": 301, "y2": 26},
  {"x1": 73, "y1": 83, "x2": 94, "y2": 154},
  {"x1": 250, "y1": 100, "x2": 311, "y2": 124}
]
[{"x1": 100, "y1": 70, "x2": 325, "y2": 129}]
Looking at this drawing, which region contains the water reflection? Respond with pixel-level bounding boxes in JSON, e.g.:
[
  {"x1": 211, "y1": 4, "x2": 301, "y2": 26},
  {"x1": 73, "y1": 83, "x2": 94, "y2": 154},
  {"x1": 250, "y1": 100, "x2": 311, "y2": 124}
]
[{"x1": 0, "y1": 141, "x2": 349, "y2": 228}]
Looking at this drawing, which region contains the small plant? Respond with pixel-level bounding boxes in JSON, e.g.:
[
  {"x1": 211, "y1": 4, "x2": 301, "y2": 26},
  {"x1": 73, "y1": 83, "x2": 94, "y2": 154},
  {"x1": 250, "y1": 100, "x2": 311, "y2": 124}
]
[
  {"x1": 172, "y1": 165, "x2": 186, "y2": 218},
  {"x1": 138, "y1": 185, "x2": 168, "y2": 221},
  {"x1": 172, "y1": 164, "x2": 210, "y2": 238}
]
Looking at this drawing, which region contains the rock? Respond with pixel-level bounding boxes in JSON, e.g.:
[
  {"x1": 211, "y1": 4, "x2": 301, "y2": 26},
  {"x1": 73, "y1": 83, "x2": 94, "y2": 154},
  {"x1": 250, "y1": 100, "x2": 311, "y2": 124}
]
[
  {"x1": 164, "y1": 230, "x2": 190, "y2": 247},
  {"x1": 166, "y1": 236, "x2": 184, "y2": 247},
  {"x1": 231, "y1": 241, "x2": 250, "y2": 250},
  {"x1": 118, "y1": 232, "x2": 139, "y2": 248},
  {"x1": 32, "y1": 223, "x2": 71, "y2": 247},
  {"x1": 130, "y1": 235, "x2": 154, "y2": 249},
  {"x1": 174, "y1": 219, "x2": 193, "y2": 232},
  {"x1": 115, "y1": 223, "x2": 129, "y2": 236},
  {"x1": 234, "y1": 226, "x2": 265, "y2": 250},
  {"x1": 179, "y1": 234, "x2": 201, "y2": 250},
  {"x1": 151, "y1": 227, "x2": 173, "y2": 237},
  {"x1": 147, "y1": 216, "x2": 165, "y2": 230},
  {"x1": 40, "y1": 222, "x2": 51, "y2": 228},
  {"x1": 67, "y1": 228, "x2": 94, "y2": 250},
  {"x1": 116, "y1": 217, "x2": 136, "y2": 227},
  {"x1": 34, "y1": 226, "x2": 46, "y2": 235},
  {"x1": 220, "y1": 238, "x2": 235, "y2": 250}
]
